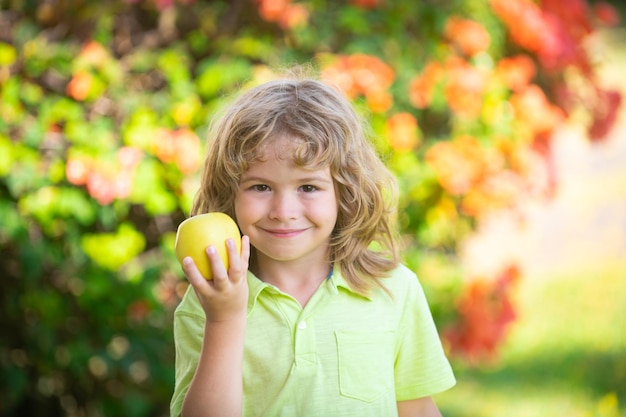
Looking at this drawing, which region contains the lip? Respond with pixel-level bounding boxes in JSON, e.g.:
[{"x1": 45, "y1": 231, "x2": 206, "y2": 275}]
[{"x1": 261, "y1": 228, "x2": 308, "y2": 238}]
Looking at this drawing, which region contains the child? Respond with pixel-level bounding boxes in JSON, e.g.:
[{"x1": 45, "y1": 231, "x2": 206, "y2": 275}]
[{"x1": 171, "y1": 72, "x2": 456, "y2": 417}]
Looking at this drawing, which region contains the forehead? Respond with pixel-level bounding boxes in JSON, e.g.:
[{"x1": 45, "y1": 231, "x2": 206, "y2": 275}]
[
  {"x1": 251, "y1": 136, "x2": 324, "y2": 166},
  {"x1": 242, "y1": 138, "x2": 332, "y2": 179},
  {"x1": 259, "y1": 136, "x2": 299, "y2": 159}
]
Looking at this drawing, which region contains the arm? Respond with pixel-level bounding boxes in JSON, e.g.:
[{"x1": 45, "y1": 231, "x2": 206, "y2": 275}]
[
  {"x1": 180, "y1": 237, "x2": 251, "y2": 417},
  {"x1": 397, "y1": 397, "x2": 443, "y2": 417}
]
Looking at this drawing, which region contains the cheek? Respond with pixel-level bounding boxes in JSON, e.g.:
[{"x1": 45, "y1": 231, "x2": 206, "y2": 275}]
[
  {"x1": 234, "y1": 193, "x2": 260, "y2": 224},
  {"x1": 313, "y1": 195, "x2": 339, "y2": 224}
]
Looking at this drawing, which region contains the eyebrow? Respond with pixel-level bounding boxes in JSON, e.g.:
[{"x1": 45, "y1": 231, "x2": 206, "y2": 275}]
[{"x1": 239, "y1": 175, "x2": 333, "y2": 184}]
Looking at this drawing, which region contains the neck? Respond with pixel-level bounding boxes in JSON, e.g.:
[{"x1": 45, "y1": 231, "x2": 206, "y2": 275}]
[{"x1": 250, "y1": 255, "x2": 332, "y2": 307}]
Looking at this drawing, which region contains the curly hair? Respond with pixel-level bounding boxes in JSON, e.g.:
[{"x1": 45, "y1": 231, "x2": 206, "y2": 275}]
[{"x1": 191, "y1": 73, "x2": 400, "y2": 294}]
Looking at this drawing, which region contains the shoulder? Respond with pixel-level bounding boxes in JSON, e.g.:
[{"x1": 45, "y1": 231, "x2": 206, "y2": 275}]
[
  {"x1": 380, "y1": 263, "x2": 422, "y2": 294},
  {"x1": 374, "y1": 264, "x2": 434, "y2": 317},
  {"x1": 389, "y1": 263, "x2": 418, "y2": 279}
]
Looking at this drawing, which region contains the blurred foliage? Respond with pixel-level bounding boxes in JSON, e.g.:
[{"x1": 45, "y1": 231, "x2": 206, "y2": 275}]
[
  {"x1": 437, "y1": 261, "x2": 626, "y2": 416},
  {"x1": 0, "y1": 0, "x2": 622, "y2": 415}
]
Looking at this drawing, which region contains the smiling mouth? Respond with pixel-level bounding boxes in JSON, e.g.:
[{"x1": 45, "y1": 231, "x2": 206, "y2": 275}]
[{"x1": 262, "y1": 228, "x2": 307, "y2": 238}]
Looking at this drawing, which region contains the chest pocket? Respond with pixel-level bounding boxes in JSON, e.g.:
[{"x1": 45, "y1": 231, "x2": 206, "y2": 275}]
[{"x1": 335, "y1": 330, "x2": 395, "y2": 402}]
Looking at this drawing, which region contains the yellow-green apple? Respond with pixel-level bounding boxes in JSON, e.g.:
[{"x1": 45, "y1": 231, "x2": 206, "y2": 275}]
[{"x1": 174, "y1": 212, "x2": 241, "y2": 280}]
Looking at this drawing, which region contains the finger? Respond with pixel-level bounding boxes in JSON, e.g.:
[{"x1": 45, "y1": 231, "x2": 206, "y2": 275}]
[
  {"x1": 240, "y1": 235, "x2": 251, "y2": 274},
  {"x1": 182, "y1": 256, "x2": 209, "y2": 289},
  {"x1": 205, "y1": 245, "x2": 229, "y2": 288},
  {"x1": 225, "y1": 238, "x2": 244, "y2": 283},
  {"x1": 240, "y1": 235, "x2": 250, "y2": 269}
]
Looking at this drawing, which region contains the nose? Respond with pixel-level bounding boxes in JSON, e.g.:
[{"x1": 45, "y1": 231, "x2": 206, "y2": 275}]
[{"x1": 269, "y1": 191, "x2": 298, "y2": 221}]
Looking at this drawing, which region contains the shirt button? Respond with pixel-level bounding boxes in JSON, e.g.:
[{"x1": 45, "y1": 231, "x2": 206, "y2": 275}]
[{"x1": 297, "y1": 321, "x2": 307, "y2": 330}]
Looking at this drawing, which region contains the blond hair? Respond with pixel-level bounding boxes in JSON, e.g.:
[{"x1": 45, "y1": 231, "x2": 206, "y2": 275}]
[{"x1": 191, "y1": 74, "x2": 399, "y2": 294}]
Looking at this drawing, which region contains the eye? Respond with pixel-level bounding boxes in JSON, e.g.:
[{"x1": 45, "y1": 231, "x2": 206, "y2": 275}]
[
  {"x1": 300, "y1": 185, "x2": 317, "y2": 192},
  {"x1": 251, "y1": 184, "x2": 270, "y2": 192}
]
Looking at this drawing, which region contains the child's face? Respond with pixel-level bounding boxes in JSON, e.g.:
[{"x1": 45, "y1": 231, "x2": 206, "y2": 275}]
[{"x1": 234, "y1": 138, "x2": 338, "y2": 268}]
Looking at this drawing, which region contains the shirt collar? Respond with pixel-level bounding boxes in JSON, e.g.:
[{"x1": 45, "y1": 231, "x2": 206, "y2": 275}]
[
  {"x1": 246, "y1": 266, "x2": 371, "y2": 315},
  {"x1": 326, "y1": 268, "x2": 372, "y2": 300},
  {"x1": 246, "y1": 271, "x2": 274, "y2": 316}
]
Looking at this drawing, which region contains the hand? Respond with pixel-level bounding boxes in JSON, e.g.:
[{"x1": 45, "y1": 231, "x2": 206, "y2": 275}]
[{"x1": 182, "y1": 235, "x2": 250, "y2": 323}]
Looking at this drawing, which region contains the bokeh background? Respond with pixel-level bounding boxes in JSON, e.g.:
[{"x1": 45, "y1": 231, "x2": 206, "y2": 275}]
[{"x1": 1, "y1": 1, "x2": 624, "y2": 416}]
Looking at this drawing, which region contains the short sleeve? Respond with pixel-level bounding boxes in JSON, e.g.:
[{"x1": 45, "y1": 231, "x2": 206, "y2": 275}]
[
  {"x1": 170, "y1": 286, "x2": 205, "y2": 417},
  {"x1": 392, "y1": 267, "x2": 456, "y2": 400}
]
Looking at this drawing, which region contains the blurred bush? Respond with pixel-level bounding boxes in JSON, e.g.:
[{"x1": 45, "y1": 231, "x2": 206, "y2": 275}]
[{"x1": 0, "y1": 0, "x2": 621, "y2": 415}]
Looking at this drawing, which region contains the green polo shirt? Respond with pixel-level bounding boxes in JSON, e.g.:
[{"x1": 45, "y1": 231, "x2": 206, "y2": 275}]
[{"x1": 171, "y1": 264, "x2": 455, "y2": 417}]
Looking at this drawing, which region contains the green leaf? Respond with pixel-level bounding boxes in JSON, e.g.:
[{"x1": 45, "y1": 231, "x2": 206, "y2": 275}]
[
  {"x1": 18, "y1": 186, "x2": 97, "y2": 234},
  {"x1": 125, "y1": 48, "x2": 159, "y2": 73},
  {"x1": 0, "y1": 199, "x2": 25, "y2": 242},
  {"x1": 338, "y1": 6, "x2": 371, "y2": 35},
  {"x1": 231, "y1": 37, "x2": 274, "y2": 60},
  {"x1": 122, "y1": 107, "x2": 160, "y2": 151},
  {"x1": 195, "y1": 57, "x2": 252, "y2": 99},
  {"x1": 0, "y1": 77, "x2": 25, "y2": 124},
  {"x1": 0, "y1": 134, "x2": 14, "y2": 177},
  {"x1": 5, "y1": 145, "x2": 43, "y2": 196},
  {"x1": 39, "y1": 97, "x2": 85, "y2": 125},
  {"x1": 157, "y1": 47, "x2": 191, "y2": 83},
  {"x1": 0, "y1": 42, "x2": 17, "y2": 66},
  {"x1": 81, "y1": 223, "x2": 146, "y2": 271},
  {"x1": 65, "y1": 117, "x2": 117, "y2": 151},
  {"x1": 131, "y1": 159, "x2": 177, "y2": 215},
  {"x1": 57, "y1": 187, "x2": 98, "y2": 225},
  {"x1": 19, "y1": 81, "x2": 44, "y2": 105}
]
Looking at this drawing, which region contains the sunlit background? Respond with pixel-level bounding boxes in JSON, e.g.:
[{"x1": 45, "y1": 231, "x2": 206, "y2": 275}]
[
  {"x1": 0, "y1": 1, "x2": 624, "y2": 416},
  {"x1": 439, "y1": 27, "x2": 626, "y2": 416}
]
